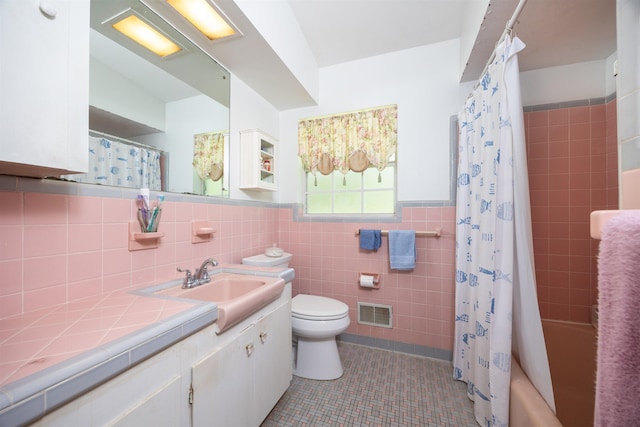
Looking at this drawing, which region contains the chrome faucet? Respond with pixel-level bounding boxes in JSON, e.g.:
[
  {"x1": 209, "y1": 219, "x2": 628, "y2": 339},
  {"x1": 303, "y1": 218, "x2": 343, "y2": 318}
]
[
  {"x1": 195, "y1": 258, "x2": 217, "y2": 282},
  {"x1": 177, "y1": 258, "x2": 218, "y2": 289}
]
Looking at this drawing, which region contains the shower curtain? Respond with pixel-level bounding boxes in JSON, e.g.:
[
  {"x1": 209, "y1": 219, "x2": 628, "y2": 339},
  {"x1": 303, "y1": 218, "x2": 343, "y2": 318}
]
[
  {"x1": 453, "y1": 35, "x2": 554, "y2": 426},
  {"x1": 68, "y1": 136, "x2": 162, "y2": 190}
]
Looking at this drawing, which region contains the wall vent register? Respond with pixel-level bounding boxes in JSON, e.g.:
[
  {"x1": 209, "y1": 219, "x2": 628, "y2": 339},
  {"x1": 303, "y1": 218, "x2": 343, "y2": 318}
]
[{"x1": 357, "y1": 302, "x2": 392, "y2": 328}]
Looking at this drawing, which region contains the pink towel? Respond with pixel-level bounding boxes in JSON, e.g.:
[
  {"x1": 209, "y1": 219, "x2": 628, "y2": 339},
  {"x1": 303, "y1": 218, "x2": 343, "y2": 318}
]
[{"x1": 595, "y1": 211, "x2": 640, "y2": 426}]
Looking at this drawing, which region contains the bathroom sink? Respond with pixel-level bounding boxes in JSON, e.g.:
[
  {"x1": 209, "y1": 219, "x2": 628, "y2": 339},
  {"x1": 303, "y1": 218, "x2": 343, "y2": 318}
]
[
  {"x1": 165, "y1": 276, "x2": 267, "y2": 301},
  {"x1": 157, "y1": 273, "x2": 285, "y2": 333}
]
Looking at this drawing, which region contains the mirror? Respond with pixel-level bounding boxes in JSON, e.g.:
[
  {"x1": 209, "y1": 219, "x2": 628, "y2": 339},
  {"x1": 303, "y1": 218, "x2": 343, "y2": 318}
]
[{"x1": 73, "y1": 0, "x2": 230, "y2": 197}]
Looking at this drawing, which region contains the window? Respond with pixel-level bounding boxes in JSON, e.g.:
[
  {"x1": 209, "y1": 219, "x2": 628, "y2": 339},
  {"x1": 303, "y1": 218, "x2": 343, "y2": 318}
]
[
  {"x1": 298, "y1": 105, "x2": 398, "y2": 215},
  {"x1": 305, "y1": 154, "x2": 396, "y2": 215}
]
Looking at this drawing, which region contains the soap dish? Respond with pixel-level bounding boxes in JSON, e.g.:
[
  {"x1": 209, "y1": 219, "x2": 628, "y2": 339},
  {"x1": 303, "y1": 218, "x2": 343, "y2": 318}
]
[{"x1": 265, "y1": 245, "x2": 284, "y2": 257}]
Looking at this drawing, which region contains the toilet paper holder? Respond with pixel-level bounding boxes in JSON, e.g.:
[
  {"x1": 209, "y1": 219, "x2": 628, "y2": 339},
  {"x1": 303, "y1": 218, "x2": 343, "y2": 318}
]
[{"x1": 359, "y1": 272, "x2": 380, "y2": 289}]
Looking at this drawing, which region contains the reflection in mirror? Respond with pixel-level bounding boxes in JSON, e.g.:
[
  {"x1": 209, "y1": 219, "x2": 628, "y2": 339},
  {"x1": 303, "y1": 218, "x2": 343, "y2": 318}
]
[{"x1": 67, "y1": 0, "x2": 231, "y2": 197}]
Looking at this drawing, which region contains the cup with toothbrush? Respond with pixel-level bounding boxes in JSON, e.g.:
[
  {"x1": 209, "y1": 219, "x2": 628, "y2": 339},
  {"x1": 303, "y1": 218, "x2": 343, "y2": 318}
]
[{"x1": 137, "y1": 190, "x2": 164, "y2": 232}]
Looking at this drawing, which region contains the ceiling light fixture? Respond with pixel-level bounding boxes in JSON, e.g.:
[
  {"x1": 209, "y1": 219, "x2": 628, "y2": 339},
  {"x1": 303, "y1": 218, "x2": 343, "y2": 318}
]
[
  {"x1": 167, "y1": 0, "x2": 236, "y2": 40},
  {"x1": 112, "y1": 14, "x2": 181, "y2": 57}
]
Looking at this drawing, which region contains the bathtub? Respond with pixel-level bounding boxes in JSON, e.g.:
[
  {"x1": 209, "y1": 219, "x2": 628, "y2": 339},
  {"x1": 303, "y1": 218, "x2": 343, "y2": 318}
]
[
  {"x1": 509, "y1": 320, "x2": 597, "y2": 427},
  {"x1": 510, "y1": 358, "x2": 562, "y2": 427}
]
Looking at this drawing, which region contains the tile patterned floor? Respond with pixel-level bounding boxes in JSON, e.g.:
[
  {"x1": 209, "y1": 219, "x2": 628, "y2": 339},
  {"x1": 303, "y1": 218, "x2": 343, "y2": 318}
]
[{"x1": 262, "y1": 342, "x2": 477, "y2": 427}]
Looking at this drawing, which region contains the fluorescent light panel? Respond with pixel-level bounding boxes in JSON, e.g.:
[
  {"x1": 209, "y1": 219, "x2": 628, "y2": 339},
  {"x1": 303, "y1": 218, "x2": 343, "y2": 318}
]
[
  {"x1": 113, "y1": 14, "x2": 181, "y2": 57},
  {"x1": 167, "y1": 0, "x2": 236, "y2": 40}
]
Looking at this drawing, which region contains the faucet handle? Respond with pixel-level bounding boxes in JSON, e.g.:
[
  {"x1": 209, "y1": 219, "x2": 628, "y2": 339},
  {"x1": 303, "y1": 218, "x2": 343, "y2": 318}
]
[
  {"x1": 177, "y1": 267, "x2": 195, "y2": 288},
  {"x1": 176, "y1": 267, "x2": 191, "y2": 276}
]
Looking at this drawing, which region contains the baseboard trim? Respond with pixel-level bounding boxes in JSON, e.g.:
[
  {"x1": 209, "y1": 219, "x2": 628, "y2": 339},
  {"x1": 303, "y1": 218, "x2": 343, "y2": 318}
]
[{"x1": 338, "y1": 333, "x2": 452, "y2": 361}]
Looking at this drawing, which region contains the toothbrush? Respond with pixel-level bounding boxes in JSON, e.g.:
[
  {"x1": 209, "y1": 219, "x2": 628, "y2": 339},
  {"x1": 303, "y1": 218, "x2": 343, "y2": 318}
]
[
  {"x1": 147, "y1": 194, "x2": 164, "y2": 232},
  {"x1": 137, "y1": 194, "x2": 148, "y2": 229},
  {"x1": 139, "y1": 188, "x2": 151, "y2": 227},
  {"x1": 140, "y1": 188, "x2": 150, "y2": 212}
]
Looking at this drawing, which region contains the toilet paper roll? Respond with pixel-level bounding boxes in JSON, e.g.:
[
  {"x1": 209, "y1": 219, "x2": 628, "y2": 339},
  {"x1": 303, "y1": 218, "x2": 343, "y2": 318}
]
[{"x1": 359, "y1": 275, "x2": 375, "y2": 288}]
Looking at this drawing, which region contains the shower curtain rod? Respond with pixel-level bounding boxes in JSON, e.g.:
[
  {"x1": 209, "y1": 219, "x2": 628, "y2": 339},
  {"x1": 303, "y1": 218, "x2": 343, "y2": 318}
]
[
  {"x1": 89, "y1": 129, "x2": 164, "y2": 153},
  {"x1": 474, "y1": 0, "x2": 528, "y2": 88}
]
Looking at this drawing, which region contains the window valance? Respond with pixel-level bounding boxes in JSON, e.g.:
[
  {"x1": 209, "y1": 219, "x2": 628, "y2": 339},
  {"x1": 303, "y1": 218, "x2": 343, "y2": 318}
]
[
  {"x1": 193, "y1": 131, "x2": 225, "y2": 181},
  {"x1": 297, "y1": 105, "x2": 397, "y2": 176}
]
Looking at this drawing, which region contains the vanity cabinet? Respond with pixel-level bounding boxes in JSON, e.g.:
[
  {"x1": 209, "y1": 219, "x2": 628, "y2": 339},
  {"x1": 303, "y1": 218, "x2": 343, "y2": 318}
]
[
  {"x1": 31, "y1": 336, "x2": 188, "y2": 427},
  {"x1": 30, "y1": 283, "x2": 292, "y2": 427},
  {"x1": 0, "y1": 0, "x2": 89, "y2": 177},
  {"x1": 191, "y1": 297, "x2": 292, "y2": 426},
  {"x1": 239, "y1": 129, "x2": 277, "y2": 191}
]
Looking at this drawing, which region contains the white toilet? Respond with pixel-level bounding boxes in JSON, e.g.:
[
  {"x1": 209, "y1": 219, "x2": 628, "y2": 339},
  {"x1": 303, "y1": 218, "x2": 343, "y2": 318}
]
[{"x1": 291, "y1": 294, "x2": 350, "y2": 380}]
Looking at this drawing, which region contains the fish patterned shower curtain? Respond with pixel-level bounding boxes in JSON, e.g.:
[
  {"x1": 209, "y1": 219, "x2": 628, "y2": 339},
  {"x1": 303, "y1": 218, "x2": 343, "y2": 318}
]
[
  {"x1": 454, "y1": 35, "x2": 554, "y2": 426},
  {"x1": 68, "y1": 136, "x2": 162, "y2": 190}
]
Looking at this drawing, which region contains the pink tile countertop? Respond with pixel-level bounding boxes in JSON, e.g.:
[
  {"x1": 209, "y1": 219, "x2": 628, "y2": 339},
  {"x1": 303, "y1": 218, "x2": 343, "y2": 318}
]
[
  {"x1": 0, "y1": 264, "x2": 294, "y2": 426},
  {"x1": 0, "y1": 280, "x2": 215, "y2": 426}
]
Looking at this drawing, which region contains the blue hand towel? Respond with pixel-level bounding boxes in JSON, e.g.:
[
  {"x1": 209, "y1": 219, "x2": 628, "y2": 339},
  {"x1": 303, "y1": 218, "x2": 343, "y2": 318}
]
[
  {"x1": 389, "y1": 230, "x2": 416, "y2": 270},
  {"x1": 359, "y1": 229, "x2": 382, "y2": 251}
]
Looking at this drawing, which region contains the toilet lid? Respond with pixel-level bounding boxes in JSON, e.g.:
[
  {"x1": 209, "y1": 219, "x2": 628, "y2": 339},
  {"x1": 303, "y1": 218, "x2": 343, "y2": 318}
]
[{"x1": 292, "y1": 294, "x2": 349, "y2": 320}]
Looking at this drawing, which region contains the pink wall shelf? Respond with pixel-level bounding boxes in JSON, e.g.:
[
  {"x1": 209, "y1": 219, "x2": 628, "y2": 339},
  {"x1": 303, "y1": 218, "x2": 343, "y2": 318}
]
[
  {"x1": 128, "y1": 222, "x2": 164, "y2": 251},
  {"x1": 192, "y1": 220, "x2": 216, "y2": 244}
]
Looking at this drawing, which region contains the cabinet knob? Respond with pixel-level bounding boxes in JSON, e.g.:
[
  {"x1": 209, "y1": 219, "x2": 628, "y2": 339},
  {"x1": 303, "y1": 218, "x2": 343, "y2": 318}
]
[
  {"x1": 39, "y1": 2, "x2": 57, "y2": 19},
  {"x1": 245, "y1": 343, "x2": 254, "y2": 357},
  {"x1": 259, "y1": 331, "x2": 268, "y2": 343}
]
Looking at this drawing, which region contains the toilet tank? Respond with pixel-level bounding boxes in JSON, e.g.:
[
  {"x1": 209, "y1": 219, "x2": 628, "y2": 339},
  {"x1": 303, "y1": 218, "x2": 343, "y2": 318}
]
[{"x1": 242, "y1": 252, "x2": 292, "y2": 268}]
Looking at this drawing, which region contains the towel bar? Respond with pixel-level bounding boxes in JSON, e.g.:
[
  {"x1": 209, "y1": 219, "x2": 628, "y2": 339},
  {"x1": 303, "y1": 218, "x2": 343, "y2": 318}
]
[{"x1": 355, "y1": 228, "x2": 441, "y2": 238}]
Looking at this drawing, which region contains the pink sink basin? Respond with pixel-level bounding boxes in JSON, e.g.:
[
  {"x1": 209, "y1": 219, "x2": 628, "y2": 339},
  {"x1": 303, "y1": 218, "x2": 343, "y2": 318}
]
[{"x1": 157, "y1": 273, "x2": 285, "y2": 333}]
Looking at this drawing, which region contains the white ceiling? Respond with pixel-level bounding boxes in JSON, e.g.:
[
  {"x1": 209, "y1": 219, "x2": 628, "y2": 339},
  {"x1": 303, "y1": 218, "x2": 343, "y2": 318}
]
[
  {"x1": 287, "y1": 0, "x2": 617, "y2": 81},
  {"x1": 90, "y1": 0, "x2": 618, "y2": 112},
  {"x1": 206, "y1": 0, "x2": 617, "y2": 109},
  {"x1": 288, "y1": 0, "x2": 469, "y2": 68},
  {"x1": 461, "y1": 0, "x2": 617, "y2": 81}
]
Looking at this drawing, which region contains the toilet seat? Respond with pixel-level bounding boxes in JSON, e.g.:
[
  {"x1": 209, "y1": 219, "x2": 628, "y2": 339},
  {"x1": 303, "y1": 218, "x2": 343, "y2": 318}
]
[{"x1": 292, "y1": 294, "x2": 349, "y2": 321}]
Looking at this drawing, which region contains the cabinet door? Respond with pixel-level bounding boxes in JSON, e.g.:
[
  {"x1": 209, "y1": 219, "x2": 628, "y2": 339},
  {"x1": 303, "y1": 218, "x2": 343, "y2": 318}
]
[
  {"x1": 109, "y1": 376, "x2": 182, "y2": 427},
  {"x1": 191, "y1": 325, "x2": 253, "y2": 427},
  {"x1": 0, "y1": 0, "x2": 89, "y2": 177},
  {"x1": 252, "y1": 301, "x2": 293, "y2": 425}
]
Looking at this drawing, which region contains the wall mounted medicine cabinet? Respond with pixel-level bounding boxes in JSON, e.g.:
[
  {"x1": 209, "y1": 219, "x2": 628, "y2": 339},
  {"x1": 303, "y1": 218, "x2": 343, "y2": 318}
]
[{"x1": 239, "y1": 129, "x2": 277, "y2": 191}]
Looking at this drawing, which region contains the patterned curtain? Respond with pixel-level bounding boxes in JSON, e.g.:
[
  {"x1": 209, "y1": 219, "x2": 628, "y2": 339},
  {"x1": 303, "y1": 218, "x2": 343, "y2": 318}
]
[
  {"x1": 297, "y1": 105, "x2": 397, "y2": 177},
  {"x1": 454, "y1": 35, "x2": 554, "y2": 426},
  {"x1": 193, "y1": 131, "x2": 225, "y2": 181},
  {"x1": 67, "y1": 136, "x2": 162, "y2": 190}
]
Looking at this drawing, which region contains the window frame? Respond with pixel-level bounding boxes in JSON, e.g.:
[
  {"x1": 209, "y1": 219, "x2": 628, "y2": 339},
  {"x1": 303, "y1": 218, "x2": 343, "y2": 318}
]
[{"x1": 303, "y1": 154, "x2": 397, "y2": 216}]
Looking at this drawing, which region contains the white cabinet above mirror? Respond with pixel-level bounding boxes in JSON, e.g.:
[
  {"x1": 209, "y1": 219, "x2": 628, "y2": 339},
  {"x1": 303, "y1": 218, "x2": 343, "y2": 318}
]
[{"x1": 0, "y1": 0, "x2": 89, "y2": 178}]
